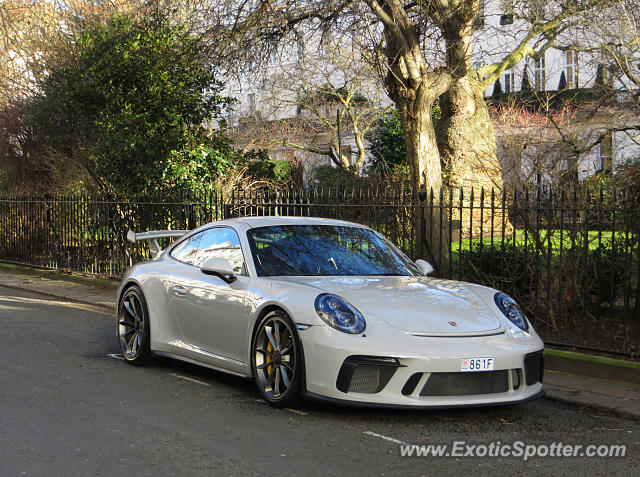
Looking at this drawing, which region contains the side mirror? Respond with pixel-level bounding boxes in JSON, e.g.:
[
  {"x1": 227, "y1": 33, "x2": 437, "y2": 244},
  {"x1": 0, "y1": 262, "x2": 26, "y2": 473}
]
[
  {"x1": 415, "y1": 259, "x2": 434, "y2": 276},
  {"x1": 200, "y1": 257, "x2": 237, "y2": 283}
]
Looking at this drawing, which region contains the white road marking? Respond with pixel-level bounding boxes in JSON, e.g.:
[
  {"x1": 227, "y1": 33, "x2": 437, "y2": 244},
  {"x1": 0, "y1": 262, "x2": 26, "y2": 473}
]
[
  {"x1": 363, "y1": 431, "x2": 408, "y2": 446},
  {"x1": 107, "y1": 353, "x2": 125, "y2": 360},
  {"x1": 284, "y1": 408, "x2": 307, "y2": 416},
  {"x1": 169, "y1": 373, "x2": 210, "y2": 387}
]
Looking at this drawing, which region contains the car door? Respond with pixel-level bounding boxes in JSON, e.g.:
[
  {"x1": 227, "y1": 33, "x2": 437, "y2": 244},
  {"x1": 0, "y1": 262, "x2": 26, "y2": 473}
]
[{"x1": 167, "y1": 226, "x2": 250, "y2": 364}]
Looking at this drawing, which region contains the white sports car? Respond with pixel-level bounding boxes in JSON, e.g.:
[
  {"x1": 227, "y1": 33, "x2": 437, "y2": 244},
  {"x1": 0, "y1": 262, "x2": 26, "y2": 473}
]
[{"x1": 117, "y1": 217, "x2": 544, "y2": 408}]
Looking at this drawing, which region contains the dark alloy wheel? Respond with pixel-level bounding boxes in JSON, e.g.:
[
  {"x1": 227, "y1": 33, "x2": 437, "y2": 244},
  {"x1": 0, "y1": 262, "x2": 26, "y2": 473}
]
[
  {"x1": 117, "y1": 285, "x2": 151, "y2": 365},
  {"x1": 252, "y1": 311, "x2": 302, "y2": 407}
]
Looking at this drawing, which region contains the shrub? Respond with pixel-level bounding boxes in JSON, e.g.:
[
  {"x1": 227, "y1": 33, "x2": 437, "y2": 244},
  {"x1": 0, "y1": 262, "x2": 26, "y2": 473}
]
[{"x1": 29, "y1": 14, "x2": 234, "y2": 195}]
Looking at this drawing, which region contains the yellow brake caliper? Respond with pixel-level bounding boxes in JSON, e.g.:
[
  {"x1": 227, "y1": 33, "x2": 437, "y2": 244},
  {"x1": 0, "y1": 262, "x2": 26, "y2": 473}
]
[{"x1": 266, "y1": 341, "x2": 273, "y2": 376}]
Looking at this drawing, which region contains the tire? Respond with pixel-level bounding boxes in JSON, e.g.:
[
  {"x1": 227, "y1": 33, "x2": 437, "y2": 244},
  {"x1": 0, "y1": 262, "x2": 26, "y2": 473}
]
[
  {"x1": 117, "y1": 285, "x2": 152, "y2": 365},
  {"x1": 251, "y1": 310, "x2": 303, "y2": 407}
]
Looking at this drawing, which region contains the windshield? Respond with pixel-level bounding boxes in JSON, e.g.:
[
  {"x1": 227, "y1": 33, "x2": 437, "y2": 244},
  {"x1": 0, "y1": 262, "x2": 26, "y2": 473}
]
[{"x1": 246, "y1": 224, "x2": 419, "y2": 277}]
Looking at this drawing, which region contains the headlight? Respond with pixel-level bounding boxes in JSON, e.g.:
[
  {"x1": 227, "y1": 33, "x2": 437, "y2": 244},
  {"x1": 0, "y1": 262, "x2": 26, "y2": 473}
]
[
  {"x1": 494, "y1": 292, "x2": 529, "y2": 330},
  {"x1": 314, "y1": 294, "x2": 366, "y2": 334}
]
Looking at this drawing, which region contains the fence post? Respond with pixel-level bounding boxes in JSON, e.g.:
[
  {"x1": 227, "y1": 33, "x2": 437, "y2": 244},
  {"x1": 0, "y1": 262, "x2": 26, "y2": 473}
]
[
  {"x1": 417, "y1": 189, "x2": 427, "y2": 260},
  {"x1": 223, "y1": 189, "x2": 233, "y2": 219}
]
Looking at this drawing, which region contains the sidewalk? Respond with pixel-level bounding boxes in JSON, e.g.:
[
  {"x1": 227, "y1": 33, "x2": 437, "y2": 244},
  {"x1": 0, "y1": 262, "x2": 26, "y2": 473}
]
[
  {"x1": 544, "y1": 370, "x2": 640, "y2": 420},
  {"x1": 0, "y1": 262, "x2": 117, "y2": 310},
  {"x1": 1, "y1": 261, "x2": 638, "y2": 419}
]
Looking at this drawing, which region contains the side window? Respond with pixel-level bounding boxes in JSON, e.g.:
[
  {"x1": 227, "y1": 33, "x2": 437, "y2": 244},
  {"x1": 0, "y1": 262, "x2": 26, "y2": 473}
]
[
  {"x1": 170, "y1": 232, "x2": 204, "y2": 265},
  {"x1": 191, "y1": 228, "x2": 245, "y2": 273}
]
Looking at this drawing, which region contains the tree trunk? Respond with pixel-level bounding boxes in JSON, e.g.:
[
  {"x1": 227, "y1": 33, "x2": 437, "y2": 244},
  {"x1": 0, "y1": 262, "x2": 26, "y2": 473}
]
[
  {"x1": 436, "y1": 74, "x2": 512, "y2": 241},
  {"x1": 396, "y1": 93, "x2": 442, "y2": 195},
  {"x1": 436, "y1": 3, "x2": 503, "y2": 191},
  {"x1": 354, "y1": 132, "x2": 366, "y2": 175},
  {"x1": 394, "y1": 90, "x2": 449, "y2": 268},
  {"x1": 436, "y1": 74, "x2": 503, "y2": 191},
  {"x1": 376, "y1": 2, "x2": 454, "y2": 270}
]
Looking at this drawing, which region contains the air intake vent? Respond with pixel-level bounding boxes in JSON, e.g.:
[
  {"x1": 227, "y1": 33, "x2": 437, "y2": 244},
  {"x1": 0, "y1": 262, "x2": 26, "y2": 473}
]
[
  {"x1": 401, "y1": 373, "x2": 423, "y2": 396},
  {"x1": 524, "y1": 351, "x2": 544, "y2": 385},
  {"x1": 420, "y1": 371, "x2": 509, "y2": 396},
  {"x1": 336, "y1": 356, "x2": 401, "y2": 394}
]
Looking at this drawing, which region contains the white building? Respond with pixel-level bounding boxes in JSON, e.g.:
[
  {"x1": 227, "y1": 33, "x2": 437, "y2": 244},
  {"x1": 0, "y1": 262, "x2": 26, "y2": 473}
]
[{"x1": 476, "y1": 1, "x2": 639, "y2": 182}]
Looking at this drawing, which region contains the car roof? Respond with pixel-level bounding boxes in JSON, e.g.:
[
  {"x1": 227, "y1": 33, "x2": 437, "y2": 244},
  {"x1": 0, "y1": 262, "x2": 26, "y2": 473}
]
[{"x1": 203, "y1": 216, "x2": 364, "y2": 230}]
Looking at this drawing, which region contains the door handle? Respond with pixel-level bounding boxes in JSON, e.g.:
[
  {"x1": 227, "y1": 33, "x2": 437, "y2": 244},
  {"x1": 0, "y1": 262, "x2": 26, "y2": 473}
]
[{"x1": 170, "y1": 285, "x2": 188, "y2": 296}]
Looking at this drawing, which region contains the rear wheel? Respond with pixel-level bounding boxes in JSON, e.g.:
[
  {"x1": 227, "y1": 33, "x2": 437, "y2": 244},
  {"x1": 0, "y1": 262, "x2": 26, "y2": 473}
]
[
  {"x1": 252, "y1": 311, "x2": 302, "y2": 407},
  {"x1": 117, "y1": 285, "x2": 151, "y2": 365}
]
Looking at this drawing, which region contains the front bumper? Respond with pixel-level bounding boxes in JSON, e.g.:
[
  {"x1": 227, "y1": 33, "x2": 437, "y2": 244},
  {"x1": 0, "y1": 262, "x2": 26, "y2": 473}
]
[{"x1": 300, "y1": 324, "x2": 544, "y2": 408}]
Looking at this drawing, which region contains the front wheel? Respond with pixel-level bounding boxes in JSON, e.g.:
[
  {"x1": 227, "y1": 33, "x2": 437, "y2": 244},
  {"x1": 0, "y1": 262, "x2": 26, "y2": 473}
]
[
  {"x1": 251, "y1": 311, "x2": 302, "y2": 407},
  {"x1": 117, "y1": 285, "x2": 152, "y2": 365}
]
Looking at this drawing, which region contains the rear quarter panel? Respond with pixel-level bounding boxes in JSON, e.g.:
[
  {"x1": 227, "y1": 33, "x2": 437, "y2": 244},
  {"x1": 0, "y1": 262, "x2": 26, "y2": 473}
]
[{"x1": 118, "y1": 260, "x2": 180, "y2": 353}]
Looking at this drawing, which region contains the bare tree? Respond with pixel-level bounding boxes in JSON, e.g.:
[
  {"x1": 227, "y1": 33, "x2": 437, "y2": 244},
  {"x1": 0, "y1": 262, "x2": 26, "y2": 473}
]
[{"x1": 234, "y1": 35, "x2": 391, "y2": 174}]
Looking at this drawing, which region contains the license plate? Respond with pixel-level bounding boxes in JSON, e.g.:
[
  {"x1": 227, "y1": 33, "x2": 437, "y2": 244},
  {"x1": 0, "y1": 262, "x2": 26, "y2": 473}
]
[{"x1": 460, "y1": 357, "x2": 494, "y2": 372}]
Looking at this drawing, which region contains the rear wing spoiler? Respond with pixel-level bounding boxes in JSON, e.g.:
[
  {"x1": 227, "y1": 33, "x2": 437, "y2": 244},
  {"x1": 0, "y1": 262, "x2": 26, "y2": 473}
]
[{"x1": 127, "y1": 229, "x2": 189, "y2": 258}]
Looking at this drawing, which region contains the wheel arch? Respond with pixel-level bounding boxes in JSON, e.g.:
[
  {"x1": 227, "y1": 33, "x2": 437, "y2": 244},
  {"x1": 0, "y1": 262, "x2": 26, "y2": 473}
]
[
  {"x1": 117, "y1": 278, "x2": 144, "y2": 304},
  {"x1": 248, "y1": 304, "x2": 306, "y2": 389},
  {"x1": 249, "y1": 304, "x2": 307, "y2": 403},
  {"x1": 249, "y1": 304, "x2": 290, "y2": 361},
  {"x1": 117, "y1": 278, "x2": 154, "y2": 345}
]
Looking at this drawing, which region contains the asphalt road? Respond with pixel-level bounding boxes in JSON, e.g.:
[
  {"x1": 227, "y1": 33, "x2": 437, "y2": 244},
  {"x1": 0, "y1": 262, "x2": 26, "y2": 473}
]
[{"x1": 0, "y1": 286, "x2": 637, "y2": 477}]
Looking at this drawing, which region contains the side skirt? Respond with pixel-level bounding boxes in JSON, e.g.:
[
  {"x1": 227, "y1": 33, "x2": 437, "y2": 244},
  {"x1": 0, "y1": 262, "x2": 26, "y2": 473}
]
[{"x1": 152, "y1": 350, "x2": 252, "y2": 378}]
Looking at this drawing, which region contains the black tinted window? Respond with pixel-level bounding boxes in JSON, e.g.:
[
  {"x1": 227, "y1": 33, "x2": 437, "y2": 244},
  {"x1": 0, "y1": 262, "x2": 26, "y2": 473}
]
[{"x1": 247, "y1": 225, "x2": 418, "y2": 277}]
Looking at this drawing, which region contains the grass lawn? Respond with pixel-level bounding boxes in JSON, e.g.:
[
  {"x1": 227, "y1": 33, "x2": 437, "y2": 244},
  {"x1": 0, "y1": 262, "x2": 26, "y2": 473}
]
[{"x1": 451, "y1": 229, "x2": 636, "y2": 256}]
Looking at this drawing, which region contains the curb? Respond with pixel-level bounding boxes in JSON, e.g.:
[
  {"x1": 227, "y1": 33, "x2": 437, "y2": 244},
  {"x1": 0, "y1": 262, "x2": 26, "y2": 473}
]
[
  {"x1": 544, "y1": 384, "x2": 640, "y2": 421},
  {"x1": 545, "y1": 349, "x2": 640, "y2": 384}
]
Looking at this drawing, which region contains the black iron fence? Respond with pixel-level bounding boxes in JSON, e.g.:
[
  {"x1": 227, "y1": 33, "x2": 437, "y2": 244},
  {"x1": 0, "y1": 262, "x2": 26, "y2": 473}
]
[
  {"x1": 0, "y1": 186, "x2": 638, "y2": 357},
  {"x1": 0, "y1": 192, "x2": 225, "y2": 276}
]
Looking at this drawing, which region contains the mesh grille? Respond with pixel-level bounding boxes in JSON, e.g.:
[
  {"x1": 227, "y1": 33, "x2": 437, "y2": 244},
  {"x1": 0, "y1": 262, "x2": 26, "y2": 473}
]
[
  {"x1": 348, "y1": 366, "x2": 381, "y2": 393},
  {"x1": 420, "y1": 370, "x2": 509, "y2": 396}
]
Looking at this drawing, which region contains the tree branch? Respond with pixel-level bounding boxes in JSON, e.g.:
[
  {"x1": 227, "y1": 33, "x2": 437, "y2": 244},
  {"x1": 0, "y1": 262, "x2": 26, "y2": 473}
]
[{"x1": 478, "y1": 0, "x2": 604, "y2": 87}]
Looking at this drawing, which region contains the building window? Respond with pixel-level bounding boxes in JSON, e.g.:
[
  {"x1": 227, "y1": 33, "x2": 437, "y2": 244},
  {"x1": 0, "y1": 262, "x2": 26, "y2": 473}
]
[
  {"x1": 503, "y1": 69, "x2": 515, "y2": 93},
  {"x1": 500, "y1": 0, "x2": 514, "y2": 25},
  {"x1": 534, "y1": 55, "x2": 546, "y2": 91},
  {"x1": 596, "y1": 49, "x2": 614, "y2": 87},
  {"x1": 563, "y1": 157, "x2": 579, "y2": 183},
  {"x1": 565, "y1": 51, "x2": 578, "y2": 89},
  {"x1": 599, "y1": 132, "x2": 613, "y2": 171},
  {"x1": 269, "y1": 49, "x2": 279, "y2": 65}
]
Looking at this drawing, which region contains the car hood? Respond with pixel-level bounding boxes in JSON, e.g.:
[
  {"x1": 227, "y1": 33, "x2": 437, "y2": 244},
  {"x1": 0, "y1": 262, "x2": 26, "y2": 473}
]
[{"x1": 272, "y1": 276, "x2": 503, "y2": 336}]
